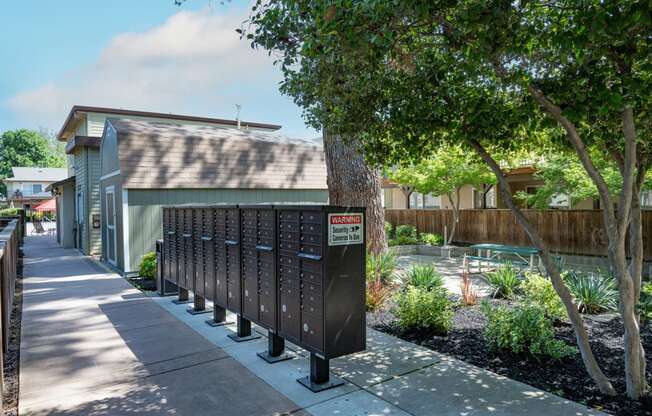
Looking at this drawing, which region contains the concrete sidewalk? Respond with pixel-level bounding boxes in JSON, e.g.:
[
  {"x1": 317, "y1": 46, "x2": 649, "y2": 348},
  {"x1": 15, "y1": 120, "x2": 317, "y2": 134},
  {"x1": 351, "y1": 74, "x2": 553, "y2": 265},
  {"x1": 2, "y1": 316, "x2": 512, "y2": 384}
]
[
  {"x1": 19, "y1": 236, "x2": 303, "y2": 416},
  {"x1": 19, "y1": 235, "x2": 605, "y2": 416}
]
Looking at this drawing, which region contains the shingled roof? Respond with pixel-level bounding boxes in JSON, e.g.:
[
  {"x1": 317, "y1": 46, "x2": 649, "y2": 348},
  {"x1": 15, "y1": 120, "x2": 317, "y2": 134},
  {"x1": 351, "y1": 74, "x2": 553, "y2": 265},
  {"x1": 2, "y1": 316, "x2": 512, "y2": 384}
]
[{"x1": 106, "y1": 119, "x2": 328, "y2": 190}]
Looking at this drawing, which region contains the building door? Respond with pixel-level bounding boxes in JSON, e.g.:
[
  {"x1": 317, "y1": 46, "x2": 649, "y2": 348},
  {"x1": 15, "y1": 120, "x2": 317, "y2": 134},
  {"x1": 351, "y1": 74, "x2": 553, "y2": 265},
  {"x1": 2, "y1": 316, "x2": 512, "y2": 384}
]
[
  {"x1": 76, "y1": 191, "x2": 84, "y2": 250},
  {"x1": 105, "y1": 187, "x2": 117, "y2": 265}
]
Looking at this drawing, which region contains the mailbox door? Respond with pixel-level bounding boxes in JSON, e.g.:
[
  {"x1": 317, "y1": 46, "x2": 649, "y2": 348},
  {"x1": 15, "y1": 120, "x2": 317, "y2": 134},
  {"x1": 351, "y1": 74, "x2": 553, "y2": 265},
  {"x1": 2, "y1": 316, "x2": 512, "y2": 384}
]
[
  {"x1": 279, "y1": 284, "x2": 300, "y2": 342},
  {"x1": 225, "y1": 208, "x2": 241, "y2": 313},
  {"x1": 203, "y1": 208, "x2": 216, "y2": 302},
  {"x1": 183, "y1": 208, "x2": 194, "y2": 291},
  {"x1": 193, "y1": 208, "x2": 205, "y2": 297},
  {"x1": 175, "y1": 209, "x2": 185, "y2": 287},
  {"x1": 213, "y1": 210, "x2": 228, "y2": 308},
  {"x1": 240, "y1": 209, "x2": 258, "y2": 322}
]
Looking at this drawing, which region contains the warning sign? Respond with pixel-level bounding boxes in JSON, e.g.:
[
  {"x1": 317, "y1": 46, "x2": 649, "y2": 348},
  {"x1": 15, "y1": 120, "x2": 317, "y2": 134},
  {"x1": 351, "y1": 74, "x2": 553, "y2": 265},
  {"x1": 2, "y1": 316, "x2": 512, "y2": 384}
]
[{"x1": 328, "y1": 213, "x2": 364, "y2": 246}]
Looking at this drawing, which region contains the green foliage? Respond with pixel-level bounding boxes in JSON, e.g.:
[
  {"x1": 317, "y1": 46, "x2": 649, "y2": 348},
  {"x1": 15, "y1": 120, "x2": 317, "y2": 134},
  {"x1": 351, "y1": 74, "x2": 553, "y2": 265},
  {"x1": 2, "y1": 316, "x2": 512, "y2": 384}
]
[
  {"x1": 138, "y1": 252, "x2": 157, "y2": 279},
  {"x1": 399, "y1": 264, "x2": 444, "y2": 291},
  {"x1": 481, "y1": 302, "x2": 576, "y2": 360},
  {"x1": 521, "y1": 273, "x2": 566, "y2": 321},
  {"x1": 392, "y1": 224, "x2": 418, "y2": 245},
  {"x1": 394, "y1": 286, "x2": 453, "y2": 334},
  {"x1": 366, "y1": 250, "x2": 397, "y2": 285},
  {"x1": 637, "y1": 283, "x2": 652, "y2": 324},
  {"x1": 0, "y1": 208, "x2": 20, "y2": 217},
  {"x1": 420, "y1": 232, "x2": 444, "y2": 246},
  {"x1": 384, "y1": 221, "x2": 394, "y2": 239},
  {"x1": 0, "y1": 129, "x2": 66, "y2": 196},
  {"x1": 484, "y1": 263, "x2": 521, "y2": 299},
  {"x1": 563, "y1": 271, "x2": 618, "y2": 314}
]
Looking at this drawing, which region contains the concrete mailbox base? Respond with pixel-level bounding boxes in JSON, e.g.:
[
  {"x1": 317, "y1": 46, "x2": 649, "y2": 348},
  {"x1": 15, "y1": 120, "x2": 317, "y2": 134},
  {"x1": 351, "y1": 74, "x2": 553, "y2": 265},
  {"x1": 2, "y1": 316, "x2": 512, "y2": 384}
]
[
  {"x1": 173, "y1": 288, "x2": 190, "y2": 304},
  {"x1": 297, "y1": 354, "x2": 344, "y2": 393},
  {"x1": 257, "y1": 332, "x2": 294, "y2": 364},
  {"x1": 227, "y1": 316, "x2": 261, "y2": 343},
  {"x1": 187, "y1": 295, "x2": 212, "y2": 315},
  {"x1": 205, "y1": 306, "x2": 232, "y2": 327}
]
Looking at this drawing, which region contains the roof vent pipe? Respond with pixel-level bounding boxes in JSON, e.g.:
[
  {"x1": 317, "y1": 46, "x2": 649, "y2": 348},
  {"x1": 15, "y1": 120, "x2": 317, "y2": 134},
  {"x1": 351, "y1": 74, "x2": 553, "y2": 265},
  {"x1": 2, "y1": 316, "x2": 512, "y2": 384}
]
[{"x1": 235, "y1": 104, "x2": 242, "y2": 129}]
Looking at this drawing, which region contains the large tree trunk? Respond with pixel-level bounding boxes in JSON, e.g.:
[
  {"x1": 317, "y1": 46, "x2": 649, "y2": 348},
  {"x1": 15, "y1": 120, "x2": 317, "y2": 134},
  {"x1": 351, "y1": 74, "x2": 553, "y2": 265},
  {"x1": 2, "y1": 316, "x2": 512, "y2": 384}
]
[
  {"x1": 470, "y1": 139, "x2": 618, "y2": 397},
  {"x1": 445, "y1": 189, "x2": 461, "y2": 245},
  {"x1": 323, "y1": 130, "x2": 387, "y2": 254}
]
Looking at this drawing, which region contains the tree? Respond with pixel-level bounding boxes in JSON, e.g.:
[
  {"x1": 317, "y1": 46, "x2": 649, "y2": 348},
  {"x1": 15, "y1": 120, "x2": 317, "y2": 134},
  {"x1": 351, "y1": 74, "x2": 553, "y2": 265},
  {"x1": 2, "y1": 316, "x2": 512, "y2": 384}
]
[
  {"x1": 0, "y1": 129, "x2": 66, "y2": 197},
  {"x1": 387, "y1": 144, "x2": 495, "y2": 244},
  {"x1": 245, "y1": 1, "x2": 651, "y2": 399},
  {"x1": 521, "y1": 149, "x2": 651, "y2": 209}
]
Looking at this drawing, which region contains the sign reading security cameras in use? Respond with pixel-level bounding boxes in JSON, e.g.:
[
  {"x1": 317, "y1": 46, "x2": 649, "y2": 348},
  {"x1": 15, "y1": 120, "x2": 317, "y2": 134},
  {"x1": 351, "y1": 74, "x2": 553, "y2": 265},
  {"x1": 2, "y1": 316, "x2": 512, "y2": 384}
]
[{"x1": 328, "y1": 213, "x2": 364, "y2": 246}]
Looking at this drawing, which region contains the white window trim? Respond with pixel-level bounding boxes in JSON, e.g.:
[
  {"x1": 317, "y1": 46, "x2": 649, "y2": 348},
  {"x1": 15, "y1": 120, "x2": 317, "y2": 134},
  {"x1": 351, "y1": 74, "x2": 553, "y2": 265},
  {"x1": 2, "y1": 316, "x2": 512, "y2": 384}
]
[
  {"x1": 104, "y1": 186, "x2": 117, "y2": 266},
  {"x1": 100, "y1": 170, "x2": 120, "y2": 181},
  {"x1": 122, "y1": 189, "x2": 131, "y2": 273}
]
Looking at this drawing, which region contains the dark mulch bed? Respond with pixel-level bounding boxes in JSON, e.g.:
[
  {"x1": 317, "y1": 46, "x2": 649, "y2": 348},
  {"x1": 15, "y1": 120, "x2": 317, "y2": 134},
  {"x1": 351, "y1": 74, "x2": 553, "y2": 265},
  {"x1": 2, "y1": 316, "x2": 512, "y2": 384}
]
[
  {"x1": 126, "y1": 276, "x2": 157, "y2": 292},
  {"x1": 3, "y1": 252, "x2": 24, "y2": 416},
  {"x1": 372, "y1": 298, "x2": 652, "y2": 416}
]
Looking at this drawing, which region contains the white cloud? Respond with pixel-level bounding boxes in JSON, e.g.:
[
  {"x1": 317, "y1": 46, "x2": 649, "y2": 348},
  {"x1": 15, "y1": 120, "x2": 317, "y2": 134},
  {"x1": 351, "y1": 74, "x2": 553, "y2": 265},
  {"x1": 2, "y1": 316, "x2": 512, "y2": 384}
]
[{"x1": 6, "y1": 8, "x2": 308, "y2": 134}]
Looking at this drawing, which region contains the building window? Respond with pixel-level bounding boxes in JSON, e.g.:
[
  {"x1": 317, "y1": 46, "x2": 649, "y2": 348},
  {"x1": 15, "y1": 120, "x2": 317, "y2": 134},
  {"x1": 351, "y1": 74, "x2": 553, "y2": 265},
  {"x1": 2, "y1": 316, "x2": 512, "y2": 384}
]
[
  {"x1": 409, "y1": 192, "x2": 440, "y2": 209},
  {"x1": 32, "y1": 184, "x2": 43, "y2": 194},
  {"x1": 642, "y1": 190, "x2": 652, "y2": 208},
  {"x1": 473, "y1": 187, "x2": 496, "y2": 208}
]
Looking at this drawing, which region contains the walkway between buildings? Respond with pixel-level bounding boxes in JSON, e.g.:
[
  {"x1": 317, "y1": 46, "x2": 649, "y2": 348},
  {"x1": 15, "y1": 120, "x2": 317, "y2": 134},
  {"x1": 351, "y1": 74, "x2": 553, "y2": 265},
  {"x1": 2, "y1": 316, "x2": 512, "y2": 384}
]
[{"x1": 19, "y1": 235, "x2": 605, "y2": 415}]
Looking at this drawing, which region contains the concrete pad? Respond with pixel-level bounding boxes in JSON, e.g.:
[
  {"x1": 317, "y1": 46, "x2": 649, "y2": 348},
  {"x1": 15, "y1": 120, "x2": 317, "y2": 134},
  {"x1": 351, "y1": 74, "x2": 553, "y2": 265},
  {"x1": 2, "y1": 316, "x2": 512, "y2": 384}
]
[
  {"x1": 369, "y1": 355, "x2": 606, "y2": 416},
  {"x1": 220, "y1": 337, "x2": 359, "y2": 409},
  {"x1": 23, "y1": 358, "x2": 303, "y2": 416},
  {"x1": 331, "y1": 328, "x2": 441, "y2": 387},
  {"x1": 306, "y1": 389, "x2": 412, "y2": 416}
]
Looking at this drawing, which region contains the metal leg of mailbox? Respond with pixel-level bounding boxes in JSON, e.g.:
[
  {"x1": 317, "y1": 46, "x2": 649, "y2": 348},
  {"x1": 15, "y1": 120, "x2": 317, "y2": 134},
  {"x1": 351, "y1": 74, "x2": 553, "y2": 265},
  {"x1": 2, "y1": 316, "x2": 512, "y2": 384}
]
[
  {"x1": 257, "y1": 332, "x2": 294, "y2": 363},
  {"x1": 227, "y1": 315, "x2": 261, "y2": 342},
  {"x1": 205, "y1": 305, "x2": 232, "y2": 327},
  {"x1": 297, "y1": 353, "x2": 344, "y2": 392},
  {"x1": 187, "y1": 294, "x2": 212, "y2": 315},
  {"x1": 172, "y1": 288, "x2": 189, "y2": 304},
  {"x1": 158, "y1": 279, "x2": 178, "y2": 297}
]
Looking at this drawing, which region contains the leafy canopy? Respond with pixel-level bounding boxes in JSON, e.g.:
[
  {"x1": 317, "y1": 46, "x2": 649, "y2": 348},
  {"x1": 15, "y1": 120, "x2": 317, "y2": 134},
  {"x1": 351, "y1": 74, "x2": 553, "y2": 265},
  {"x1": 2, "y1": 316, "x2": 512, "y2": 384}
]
[
  {"x1": 387, "y1": 144, "x2": 495, "y2": 198},
  {"x1": 0, "y1": 129, "x2": 66, "y2": 196}
]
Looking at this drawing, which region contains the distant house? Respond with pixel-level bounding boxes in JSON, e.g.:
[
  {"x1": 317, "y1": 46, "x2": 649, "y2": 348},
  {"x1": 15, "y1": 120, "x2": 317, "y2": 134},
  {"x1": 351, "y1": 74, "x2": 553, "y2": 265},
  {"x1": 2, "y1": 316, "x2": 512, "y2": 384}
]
[
  {"x1": 100, "y1": 119, "x2": 328, "y2": 273},
  {"x1": 51, "y1": 105, "x2": 285, "y2": 257},
  {"x1": 50, "y1": 105, "x2": 328, "y2": 274},
  {"x1": 4, "y1": 167, "x2": 68, "y2": 209}
]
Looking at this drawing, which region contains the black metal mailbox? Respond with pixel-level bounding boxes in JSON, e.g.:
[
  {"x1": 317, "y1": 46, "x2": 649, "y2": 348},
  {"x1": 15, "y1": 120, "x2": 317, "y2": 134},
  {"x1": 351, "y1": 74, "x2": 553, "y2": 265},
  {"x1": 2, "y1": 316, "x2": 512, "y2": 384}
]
[
  {"x1": 156, "y1": 237, "x2": 177, "y2": 296},
  {"x1": 276, "y1": 205, "x2": 366, "y2": 391}
]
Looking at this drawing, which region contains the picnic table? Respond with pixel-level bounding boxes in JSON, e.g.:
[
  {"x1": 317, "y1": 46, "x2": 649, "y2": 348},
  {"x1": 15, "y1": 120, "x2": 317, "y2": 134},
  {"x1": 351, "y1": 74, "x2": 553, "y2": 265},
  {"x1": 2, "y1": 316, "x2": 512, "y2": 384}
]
[{"x1": 466, "y1": 243, "x2": 541, "y2": 272}]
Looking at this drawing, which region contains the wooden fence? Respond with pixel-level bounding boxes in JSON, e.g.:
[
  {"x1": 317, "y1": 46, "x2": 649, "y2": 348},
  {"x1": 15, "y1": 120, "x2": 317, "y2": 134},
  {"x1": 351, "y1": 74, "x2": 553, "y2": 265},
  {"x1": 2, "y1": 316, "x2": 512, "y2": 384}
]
[
  {"x1": 0, "y1": 219, "x2": 20, "y2": 409},
  {"x1": 385, "y1": 209, "x2": 652, "y2": 261}
]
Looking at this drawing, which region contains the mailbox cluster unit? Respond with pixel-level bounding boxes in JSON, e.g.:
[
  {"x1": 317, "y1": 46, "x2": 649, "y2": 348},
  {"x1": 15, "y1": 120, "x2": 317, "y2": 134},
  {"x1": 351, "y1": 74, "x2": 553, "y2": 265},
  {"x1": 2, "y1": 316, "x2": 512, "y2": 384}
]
[{"x1": 161, "y1": 204, "x2": 366, "y2": 391}]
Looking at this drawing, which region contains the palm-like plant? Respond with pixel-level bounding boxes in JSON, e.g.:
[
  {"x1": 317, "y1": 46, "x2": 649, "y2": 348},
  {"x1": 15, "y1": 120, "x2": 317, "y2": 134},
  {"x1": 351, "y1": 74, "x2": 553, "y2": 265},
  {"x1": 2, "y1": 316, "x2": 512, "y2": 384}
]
[
  {"x1": 400, "y1": 264, "x2": 444, "y2": 291},
  {"x1": 484, "y1": 263, "x2": 521, "y2": 299},
  {"x1": 563, "y1": 271, "x2": 618, "y2": 314},
  {"x1": 366, "y1": 250, "x2": 398, "y2": 285}
]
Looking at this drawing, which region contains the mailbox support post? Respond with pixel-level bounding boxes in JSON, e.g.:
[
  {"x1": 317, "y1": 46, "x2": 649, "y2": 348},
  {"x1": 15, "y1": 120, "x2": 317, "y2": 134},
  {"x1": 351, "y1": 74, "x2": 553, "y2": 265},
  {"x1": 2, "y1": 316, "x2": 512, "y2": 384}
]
[
  {"x1": 205, "y1": 305, "x2": 231, "y2": 327},
  {"x1": 187, "y1": 294, "x2": 212, "y2": 315},
  {"x1": 257, "y1": 332, "x2": 294, "y2": 363},
  {"x1": 298, "y1": 353, "x2": 344, "y2": 392},
  {"x1": 173, "y1": 288, "x2": 189, "y2": 304},
  {"x1": 227, "y1": 315, "x2": 261, "y2": 342}
]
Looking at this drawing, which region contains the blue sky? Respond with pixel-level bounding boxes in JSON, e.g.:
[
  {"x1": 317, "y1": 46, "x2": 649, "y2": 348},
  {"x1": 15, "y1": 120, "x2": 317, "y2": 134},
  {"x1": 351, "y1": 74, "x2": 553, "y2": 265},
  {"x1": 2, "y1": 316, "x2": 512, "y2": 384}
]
[{"x1": 0, "y1": 1, "x2": 318, "y2": 138}]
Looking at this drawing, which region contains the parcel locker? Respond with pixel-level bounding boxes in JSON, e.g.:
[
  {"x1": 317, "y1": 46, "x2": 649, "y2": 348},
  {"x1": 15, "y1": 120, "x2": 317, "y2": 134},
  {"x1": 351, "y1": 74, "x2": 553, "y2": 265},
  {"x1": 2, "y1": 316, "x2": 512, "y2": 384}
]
[
  {"x1": 240, "y1": 205, "x2": 277, "y2": 331},
  {"x1": 182, "y1": 207, "x2": 195, "y2": 292},
  {"x1": 212, "y1": 206, "x2": 241, "y2": 313},
  {"x1": 275, "y1": 205, "x2": 366, "y2": 392},
  {"x1": 201, "y1": 207, "x2": 216, "y2": 302},
  {"x1": 193, "y1": 207, "x2": 206, "y2": 298}
]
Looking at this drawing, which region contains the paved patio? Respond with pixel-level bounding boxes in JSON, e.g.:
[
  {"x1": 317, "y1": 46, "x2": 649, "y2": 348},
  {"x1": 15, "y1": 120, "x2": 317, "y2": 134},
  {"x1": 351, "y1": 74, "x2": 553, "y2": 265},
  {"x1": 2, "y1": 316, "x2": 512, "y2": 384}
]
[{"x1": 20, "y1": 235, "x2": 605, "y2": 415}]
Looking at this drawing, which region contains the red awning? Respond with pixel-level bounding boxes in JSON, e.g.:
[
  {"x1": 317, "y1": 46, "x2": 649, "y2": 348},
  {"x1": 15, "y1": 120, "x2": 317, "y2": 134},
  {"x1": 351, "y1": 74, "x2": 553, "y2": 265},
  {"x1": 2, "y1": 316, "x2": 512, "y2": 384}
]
[{"x1": 33, "y1": 199, "x2": 56, "y2": 212}]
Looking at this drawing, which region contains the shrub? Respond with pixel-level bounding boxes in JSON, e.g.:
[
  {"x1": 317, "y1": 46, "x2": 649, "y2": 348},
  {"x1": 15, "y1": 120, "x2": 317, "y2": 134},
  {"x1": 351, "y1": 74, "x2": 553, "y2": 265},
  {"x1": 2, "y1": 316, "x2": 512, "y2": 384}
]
[
  {"x1": 385, "y1": 221, "x2": 394, "y2": 239},
  {"x1": 366, "y1": 250, "x2": 398, "y2": 285},
  {"x1": 481, "y1": 302, "x2": 576, "y2": 360},
  {"x1": 0, "y1": 207, "x2": 20, "y2": 216},
  {"x1": 420, "y1": 232, "x2": 444, "y2": 246},
  {"x1": 139, "y1": 252, "x2": 157, "y2": 279},
  {"x1": 521, "y1": 273, "x2": 566, "y2": 321},
  {"x1": 394, "y1": 286, "x2": 453, "y2": 334},
  {"x1": 393, "y1": 224, "x2": 419, "y2": 245},
  {"x1": 366, "y1": 279, "x2": 392, "y2": 312},
  {"x1": 563, "y1": 271, "x2": 618, "y2": 314},
  {"x1": 637, "y1": 282, "x2": 652, "y2": 323},
  {"x1": 400, "y1": 264, "x2": 444, "y2": 290},
  {"x1": 484, "y1": 263, "x2": 521, "y2": 299}
]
